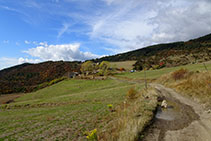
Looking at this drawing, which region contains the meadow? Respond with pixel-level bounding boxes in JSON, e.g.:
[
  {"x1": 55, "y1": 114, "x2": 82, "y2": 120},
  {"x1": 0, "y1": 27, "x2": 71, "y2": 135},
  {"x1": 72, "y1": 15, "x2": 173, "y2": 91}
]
[{"x1": 0, "y1": 79, "x2": 136, "y2": 140}]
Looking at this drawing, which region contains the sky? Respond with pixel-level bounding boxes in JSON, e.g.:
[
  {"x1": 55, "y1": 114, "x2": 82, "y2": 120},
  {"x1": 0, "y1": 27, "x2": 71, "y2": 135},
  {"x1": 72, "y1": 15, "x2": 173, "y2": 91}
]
[{"x1": 0, "y1": 0, "x2": 211, "y2": 70}]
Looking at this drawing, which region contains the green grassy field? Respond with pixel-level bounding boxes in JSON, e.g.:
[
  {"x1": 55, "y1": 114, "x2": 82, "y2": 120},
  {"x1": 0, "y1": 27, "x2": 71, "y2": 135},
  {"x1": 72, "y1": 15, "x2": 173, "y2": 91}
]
[
  {"x1": 0, "y1": 79, "x2": 137, "y2": 140},
  {"x1": 115, "y1": 61, "x2": 211, "y2": 80}
]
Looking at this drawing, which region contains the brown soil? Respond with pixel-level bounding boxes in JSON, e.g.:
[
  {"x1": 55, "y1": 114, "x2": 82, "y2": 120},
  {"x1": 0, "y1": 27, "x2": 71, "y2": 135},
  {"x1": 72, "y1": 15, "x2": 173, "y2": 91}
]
[
  {"x1": 0, "y1": 93, "x2": 23, "y2": 104},
  {"x1": 141, "y1": 84, "x2": 211, "y2": 141}
]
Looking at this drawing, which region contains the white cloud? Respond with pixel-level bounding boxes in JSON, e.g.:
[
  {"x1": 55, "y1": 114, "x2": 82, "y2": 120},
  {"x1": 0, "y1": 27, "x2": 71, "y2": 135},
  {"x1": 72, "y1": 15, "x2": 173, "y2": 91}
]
[
  {"x1": 0, "y1": 57, "x2": 40, "y2": 70},
  {"x1": 88, "y1": 0, "x2": 211, "y2": 53},
  {"x1": 57, "y1": 23, "x2": 70, "y2": 38},
  {"x1": 24, "y1": 43, "x2": 99, "y2": 61},
  {"x1": 32, "y1": 41, "x2": 38, "y2": 45},
  {"x1": 18, "y1": 57, "x2": 40, "y2": 64},
  {"x1": 39, "y1": 42, "x2": 48, "y2": 46},
  {"x1": 0, "y1": 58, "x2": 18, "y2": 70},
  {"x1": 24, "y1": 40, "x2": 31, "y2": 44}
]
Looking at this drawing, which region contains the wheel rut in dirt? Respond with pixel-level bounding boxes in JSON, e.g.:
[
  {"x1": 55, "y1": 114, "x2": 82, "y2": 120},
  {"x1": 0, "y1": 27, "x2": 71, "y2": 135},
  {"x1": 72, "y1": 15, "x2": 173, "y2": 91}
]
[{"x1": 142, "y1": 94, "x2": 199, "y2": 140}]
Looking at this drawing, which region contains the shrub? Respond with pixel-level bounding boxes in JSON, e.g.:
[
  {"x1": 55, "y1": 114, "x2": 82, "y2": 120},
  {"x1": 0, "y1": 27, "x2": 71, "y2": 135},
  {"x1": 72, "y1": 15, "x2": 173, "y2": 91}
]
[
  {"x1": 171, "y1": 68, "x2": 188, "y2": 80},
  {"x1": 48, "y1": 77, "x2": 66, "y2": 86},
  {"x1": 159, "y1": 62, "x2": 165, "y2": 68},
  {"x1": 127, "y1": 87, "x2": 138, "y2": 99},
  {"x1": 119, "y1": 68, "x2": 125, "y2": 71},
  {"x1": 152, "y1": 65, "x2": 160, "y2": 70}
]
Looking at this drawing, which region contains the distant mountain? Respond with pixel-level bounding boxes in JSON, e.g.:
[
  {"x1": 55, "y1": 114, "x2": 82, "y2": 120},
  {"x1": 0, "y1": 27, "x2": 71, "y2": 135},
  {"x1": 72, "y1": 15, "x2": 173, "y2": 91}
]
[
  {"x1": 0, "y1": 61, "x2": 81, "y2": 94},
  {"x1": 94, "y1": 33, "x2": 211, "y2": 69}
]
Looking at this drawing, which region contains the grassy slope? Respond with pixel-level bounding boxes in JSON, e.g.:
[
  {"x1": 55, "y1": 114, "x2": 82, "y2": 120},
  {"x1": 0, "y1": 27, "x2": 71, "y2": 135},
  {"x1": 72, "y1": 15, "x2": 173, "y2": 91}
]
[
  {"x1": 115, "y1": 61, "x2": 211, "y2": 80},
  {"x1": 110, "y1": 61, "x2": 136, "y2": 71},
  {"x1": 0, "y1": 79, "x2": 136, "y2": 140},
  {"x1": 115, "y1": 62, "x2": 211, "y2": 108},
  {"x1": 1, "y1": 62, "x2": 210, "y2": 140}
]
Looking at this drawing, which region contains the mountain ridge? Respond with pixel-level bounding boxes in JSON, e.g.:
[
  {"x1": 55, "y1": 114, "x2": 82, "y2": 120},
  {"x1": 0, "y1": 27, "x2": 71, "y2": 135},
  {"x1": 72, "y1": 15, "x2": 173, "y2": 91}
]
[
  {"x1": 94, "y1": 33, "x2": 211, "y2": 70},
  {"x1": 0, "y1": 33, "x2": 211, "y2": 94}
]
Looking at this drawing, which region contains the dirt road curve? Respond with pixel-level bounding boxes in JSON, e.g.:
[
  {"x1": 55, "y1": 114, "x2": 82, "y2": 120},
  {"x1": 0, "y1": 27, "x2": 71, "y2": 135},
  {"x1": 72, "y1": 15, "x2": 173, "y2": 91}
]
[{"x1": 144, "y1": 84, "x2": 211, "y2": 141}]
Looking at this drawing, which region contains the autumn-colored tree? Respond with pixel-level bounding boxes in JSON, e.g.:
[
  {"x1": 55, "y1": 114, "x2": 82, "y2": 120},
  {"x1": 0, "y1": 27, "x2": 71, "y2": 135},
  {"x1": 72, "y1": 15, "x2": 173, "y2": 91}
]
[
  {"x1": 80, "y1": 61, "x2": 95, "y2": 75},
  {"x1": 98, "y1": 61, "x2": 110, "y2": 76}
]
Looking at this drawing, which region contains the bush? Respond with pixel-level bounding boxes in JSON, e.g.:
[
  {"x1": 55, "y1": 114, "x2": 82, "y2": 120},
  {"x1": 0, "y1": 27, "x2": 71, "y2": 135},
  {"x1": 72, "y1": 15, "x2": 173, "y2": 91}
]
[
  {"x1": 171, "y1": 68, "x2": 188, "y2": 80},
  {"x1": 127, "y1": 87, "x2": 138, "y2": 99},
  {"x1": 48, "y1": 77, "x2": 66, "y2": 86}
]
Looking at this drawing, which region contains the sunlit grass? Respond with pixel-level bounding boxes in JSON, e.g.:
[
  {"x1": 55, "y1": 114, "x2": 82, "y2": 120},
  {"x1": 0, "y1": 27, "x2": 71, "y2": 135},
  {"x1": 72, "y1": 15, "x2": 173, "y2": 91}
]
[
  {"x1": 115, "y1": 61, "x2": 211, "y2": 80},
  {"x1": 0, "y1": 79, "x2": 135, "y2": 140}
]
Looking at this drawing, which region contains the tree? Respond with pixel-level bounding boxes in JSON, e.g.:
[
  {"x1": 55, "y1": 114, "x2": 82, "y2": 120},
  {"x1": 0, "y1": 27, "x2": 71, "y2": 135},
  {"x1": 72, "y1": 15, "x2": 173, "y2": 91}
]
[
  {"x1": 80, "y1": 61, "x2": 95, "y2": 75},
  {"x1": 98, "y1": 61, "x2": 110, "y2": 76}
]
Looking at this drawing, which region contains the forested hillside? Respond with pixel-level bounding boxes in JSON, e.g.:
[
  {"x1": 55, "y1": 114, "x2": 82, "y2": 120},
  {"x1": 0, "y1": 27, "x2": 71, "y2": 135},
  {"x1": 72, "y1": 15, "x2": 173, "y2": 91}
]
[
  {"x1": 95, "y1": 33, "x2": 211, "y2": 70},
  {"x1": 0, "y1": 61, "x2": 81, "y2": 94}
]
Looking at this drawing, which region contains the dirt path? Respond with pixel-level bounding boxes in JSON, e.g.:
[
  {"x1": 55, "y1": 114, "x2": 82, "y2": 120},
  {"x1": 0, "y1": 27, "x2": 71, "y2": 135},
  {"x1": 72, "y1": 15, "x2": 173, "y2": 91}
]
[{"x1": 143, "y1": 84, "x2": 211, "y2": 141}]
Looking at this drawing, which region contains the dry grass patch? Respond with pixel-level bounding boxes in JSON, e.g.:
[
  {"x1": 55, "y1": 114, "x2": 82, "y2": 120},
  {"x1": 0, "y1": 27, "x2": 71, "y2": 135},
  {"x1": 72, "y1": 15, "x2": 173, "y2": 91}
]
[
  {"x1": 171, "y1": 68, "x2": 189, "y2": 80},
  {"x1": 110, "y1": 61, "x2": 136, "y2": 71},
  {"x1": 98, "y1": 87, "x2": 158, "y2": 141},
  {"x1": 126, "y1": 87, "x2": 138, "y2": 99},
  {"x1": 158, "y1": 69, "x2": 211, "y2": 108}
]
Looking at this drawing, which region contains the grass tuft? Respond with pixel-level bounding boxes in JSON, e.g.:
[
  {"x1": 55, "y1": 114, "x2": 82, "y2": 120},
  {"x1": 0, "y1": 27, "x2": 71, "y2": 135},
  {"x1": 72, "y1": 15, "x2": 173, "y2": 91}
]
[
  {"x1": 127, "y1": 87, "x2": 138, "y2": 100},
  {"x1": 171, "y1": 68, "x2": 189, "y2": 80}
]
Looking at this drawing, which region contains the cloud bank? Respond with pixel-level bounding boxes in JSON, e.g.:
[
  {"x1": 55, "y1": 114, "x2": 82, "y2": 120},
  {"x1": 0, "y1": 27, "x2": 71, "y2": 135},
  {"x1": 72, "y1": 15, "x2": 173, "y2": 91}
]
[
  {"x1": 0, "y1": 43, "x2": 99, "y2": 70},
  {"x1": 24, "y1": 43, "x2": 99, "y2": 61}
]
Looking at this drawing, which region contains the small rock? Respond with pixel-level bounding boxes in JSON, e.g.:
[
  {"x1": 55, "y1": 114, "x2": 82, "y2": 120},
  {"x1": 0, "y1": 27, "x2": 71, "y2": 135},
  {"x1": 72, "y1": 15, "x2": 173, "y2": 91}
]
[
  {"x1": 207, "y1": 109, "x2": 211, "y2": 114},
  {"x1": 161, "y1": 100, "x2": 168, "y2": 108}
]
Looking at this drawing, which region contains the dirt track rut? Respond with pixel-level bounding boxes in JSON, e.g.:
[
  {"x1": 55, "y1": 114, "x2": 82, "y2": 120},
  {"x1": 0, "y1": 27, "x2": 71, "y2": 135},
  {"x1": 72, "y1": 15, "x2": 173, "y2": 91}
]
[{"x1": 143, "y1": 84, "x2": 211, "y2": 141}]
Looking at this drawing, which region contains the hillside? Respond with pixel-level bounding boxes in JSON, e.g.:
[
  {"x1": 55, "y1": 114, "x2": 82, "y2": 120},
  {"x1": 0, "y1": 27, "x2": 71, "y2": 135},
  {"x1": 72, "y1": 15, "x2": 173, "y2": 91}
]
[
  {"x1": 0, "y1": 61, "x2": 81, "y2": 94},
  {"x1": 0, "y1": 61, "x2": 210, "y2": 140},
  {"x1": 95, "y1": 33, "x2": 211, "y2": 70}
]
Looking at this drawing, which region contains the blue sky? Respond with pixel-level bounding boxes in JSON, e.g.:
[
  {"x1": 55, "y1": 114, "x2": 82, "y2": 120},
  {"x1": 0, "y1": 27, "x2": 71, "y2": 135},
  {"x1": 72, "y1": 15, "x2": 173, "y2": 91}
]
[{"x1": 0, "y1": 0, "x2": 211, "y2": 70}]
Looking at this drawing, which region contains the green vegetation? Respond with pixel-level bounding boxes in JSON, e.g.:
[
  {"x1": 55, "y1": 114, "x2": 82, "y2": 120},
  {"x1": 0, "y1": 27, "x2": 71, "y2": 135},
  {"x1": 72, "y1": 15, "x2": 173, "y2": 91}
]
[
  {"x1": 80, "y1": 61, "x2": 95, "y2": 75},
  {"x1": 0, "y1": 79, "x2": 136, "y2": 140},
  {"x1": 0, "y1": 32, "x2": 211, "y2": 141},
  {"x1": 80, "y1": 61, "x2": 112, "y2": 76},
  {"x1": 94, "y1": 33, "x2": 211, "y2": 70},
  {"x1": 0, "y1": 73, "x2": 159, "y2": 140},
  {"x1": 1, "y1": 33, "x2": 211, "y2": 95},
  {"x1": 115, "y1": 61, "x2": 211, "y2": 80},
  {"x1": 0, "y1": 61, "x2": 81, "y2": 94},
  {"x1": 100, "y1": 87, "x2": 158, "y2": 141}
]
